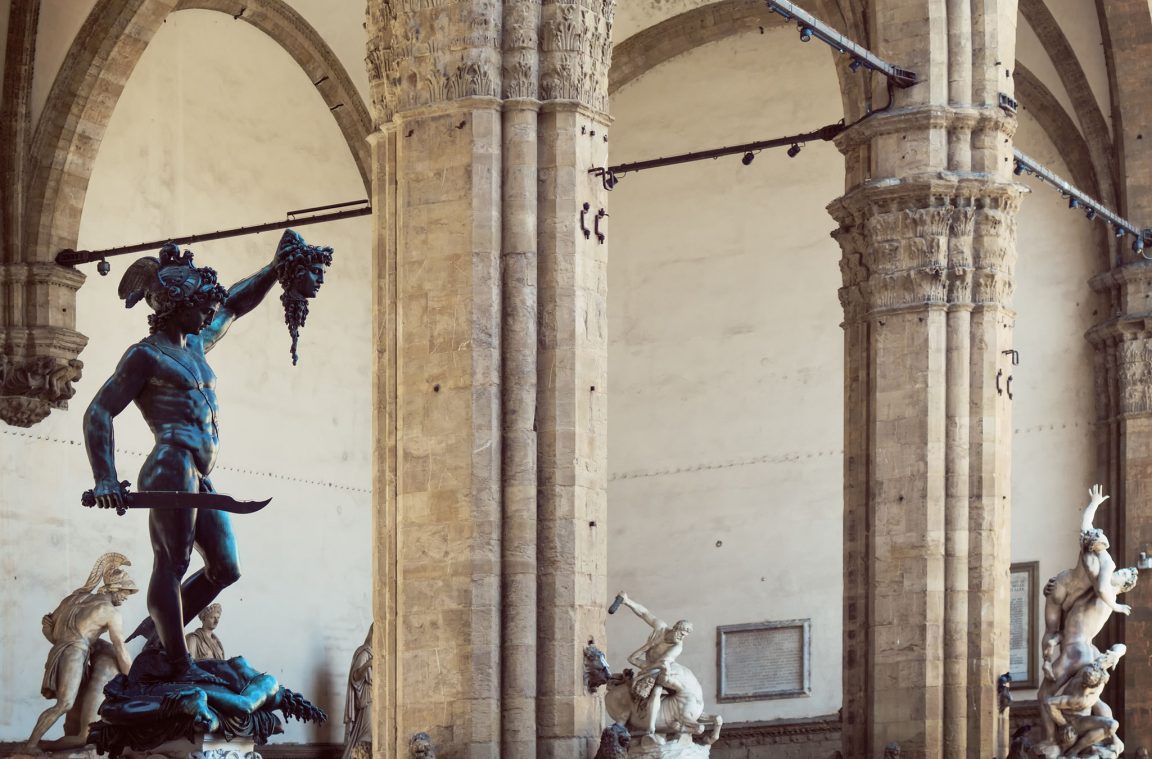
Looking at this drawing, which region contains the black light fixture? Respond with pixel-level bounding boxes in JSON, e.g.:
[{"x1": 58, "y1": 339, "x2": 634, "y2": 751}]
[
  {"x1": 96, "y1": 259, "x2": 111, "y2": 276},
  {"x1": 787, "y1": 143, "x2": 802, "y2": 158},
  {"x1": 1086, "y1": 209, "x2": 1097, "y2": 221},
  {"x1": 1068, "y1": 197, "x2": 1080, "y2": 210},
  {"x1": 799, "y1": 26, "x2": 813, "y2": 42},
  {"x1": 849, "y1": 58, "x2": 862, "y2": 72},
  {"x1": 742, "y1": 152, "x2": 755, "y2": 165},
  {"x1": 1116, "y1": 225, "x2": 1127, "y2": 239}
]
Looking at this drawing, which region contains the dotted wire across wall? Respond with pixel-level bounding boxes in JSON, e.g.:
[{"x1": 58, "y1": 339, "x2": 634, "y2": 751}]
[{"x1": 0, "y1": 428, "x2": 370, "y2": 494}]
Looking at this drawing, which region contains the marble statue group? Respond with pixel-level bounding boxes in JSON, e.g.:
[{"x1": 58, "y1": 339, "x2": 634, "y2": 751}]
[
  {"x1": 1029, "y1": 485, "x2": 1136, "y2": 759},
  {"x1": 586, "y1": 592, "x2": 723, "y2": 758}
]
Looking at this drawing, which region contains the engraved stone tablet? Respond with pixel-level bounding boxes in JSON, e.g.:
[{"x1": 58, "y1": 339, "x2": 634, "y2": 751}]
[{"x1": 717, "y1": 619, "x2": 810, "y2": 701}]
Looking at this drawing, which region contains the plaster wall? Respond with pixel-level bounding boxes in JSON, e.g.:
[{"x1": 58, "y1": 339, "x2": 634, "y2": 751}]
[
  {"x1": 605, "y1": 29, "x2": 845, "y2": 724},
  {"x1": 1, "y1": 10, "x2": 371, "y2": 743},
  {"x1": 1009, "y1": 106, "x2": 1102, "y2": 700}
]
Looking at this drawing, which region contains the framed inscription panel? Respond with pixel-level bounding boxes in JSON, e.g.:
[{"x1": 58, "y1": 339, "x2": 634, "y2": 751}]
[
  {"x1": 716, "y1": 619, "x2": 811, "y2": 702},
  {"x1": 1010, "y1": 561, "x2": 1039, "y2": 689}
]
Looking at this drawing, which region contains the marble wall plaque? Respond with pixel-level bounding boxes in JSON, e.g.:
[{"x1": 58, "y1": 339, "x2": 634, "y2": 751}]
[
  {"x1": 1009, "y1": 561, "x2": 1039, "y2": 688},
  {"x1": 717, "y1": 619, "x2": 810, "y2": 701}
]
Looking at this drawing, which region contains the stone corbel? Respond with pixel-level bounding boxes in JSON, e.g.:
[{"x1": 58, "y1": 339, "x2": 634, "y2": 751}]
[{"x1": 0, "y1": 263, "x2": 88, "y2": 427}]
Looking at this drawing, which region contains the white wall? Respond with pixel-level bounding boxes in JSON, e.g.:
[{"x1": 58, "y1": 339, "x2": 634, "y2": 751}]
[
  {"x1": 1, "y1": 9, "x2": 371, "y2": 743},
  {"x1": 606, "y1": 29, "x2": 845, "y2": 724},
  {"x1": 1009, "y1": 106, "x2": 1105, "y2": 698}
]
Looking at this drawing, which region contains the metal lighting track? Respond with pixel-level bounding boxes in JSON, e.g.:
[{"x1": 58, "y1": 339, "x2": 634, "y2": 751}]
[
  {"x1": 56, "y1": 199, "x2": 372, "y2": 269},
  {"x1": 1013, "y1": 150, "x2": 1152, "y2": 258},
  {"x1": 588, "y1": 122, "x2": 846, "y2": 188},
  {"x1": 766, "y1": 0, "x2": 918, "y2": 88}
]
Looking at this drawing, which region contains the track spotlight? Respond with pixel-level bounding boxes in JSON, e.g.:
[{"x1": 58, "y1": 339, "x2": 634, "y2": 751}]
[
  {"x1": 742, "y1": 152, "x2": 755, "y2": 166},
  {"x1": 1068, "y1": 197, "x2": 1080, "y2": 210},
  {"x1": 1086, "y1": 209, "x2": 1097, "y2": 221},
  {"x1": 1013, "y1": 162, "x2": 1024, "y2": 176},
  {"x1": 787, "y1": 144, "x2": 802, "y2": 158},
  {"x1": 1136, "y1": 236, "x2": 1147, "y2": 255},
  {"x1": 96, "y1": 259, "x2": 111, "y2": 276},
  {"x1": 1116, "y1": 225, "x2": 1127, "y2": 239},
  {"x1": 849, "y1": 58, "x2": 862, "y2": 72},
  {"x1": 799, "y1": 26, "x2": 813, "y2": 42}
]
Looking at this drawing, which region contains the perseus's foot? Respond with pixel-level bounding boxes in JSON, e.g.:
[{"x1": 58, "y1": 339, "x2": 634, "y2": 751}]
[{"x1": 170, "y1": 655, "x2": 229, "y2": 687}]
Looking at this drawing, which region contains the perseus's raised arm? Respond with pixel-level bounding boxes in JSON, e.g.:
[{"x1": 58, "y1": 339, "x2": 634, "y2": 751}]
[{"x1": 198, "y1": 256, "x2": 280, "y2": 351}]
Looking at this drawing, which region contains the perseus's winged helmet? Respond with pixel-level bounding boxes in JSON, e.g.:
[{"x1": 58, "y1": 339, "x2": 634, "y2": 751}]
[{"x1": 117, "y1": 243, "x2": 228, "y2": 331}]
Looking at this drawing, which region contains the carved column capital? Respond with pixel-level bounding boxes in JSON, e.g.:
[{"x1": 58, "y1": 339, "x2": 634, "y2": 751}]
[
  {"x1": 828, "y1": 178, "x2": 1022, "y2": 318},
  {"x1": 539, "y1": 0, "x2": 614, "y2": 112},
  {"x1": 365, "y1": 0, "x2": 503, "y2": 124}
]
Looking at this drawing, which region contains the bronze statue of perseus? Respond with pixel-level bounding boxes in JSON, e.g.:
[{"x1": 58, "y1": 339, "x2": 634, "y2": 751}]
[{"x1": 82, "y1": 230, "x2": 332, "y2": 685}]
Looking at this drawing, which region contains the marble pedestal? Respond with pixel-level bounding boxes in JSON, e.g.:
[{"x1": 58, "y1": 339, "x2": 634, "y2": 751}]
[
  {"x1": 629, "y1": 735, "x2": 710, "y2": 759},
  {"x1": 123, "y1": 735, "x2": 262, "y2": 759}
]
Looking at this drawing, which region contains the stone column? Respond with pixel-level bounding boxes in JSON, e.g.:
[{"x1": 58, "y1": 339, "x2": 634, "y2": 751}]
[
  {"x1": 366, "y1": 0, "x2": 614, "y2": 755},
  {"x1": 1095, "y1": 3, "x2": 1152, "y2": 746},
  {"x1": 366, "y1": 2, "x2": 504, "y2": 755},
  {"x1": 829, "y1": 3, "x2": 1020, "y2": 752},
  {"x1": 0, "y1": 0, "x2": 87, "y2": 428},
  {"x1": 535, "y1": 1, "x2": 613, "y2": 756},
  {"x1": 830, "y1": 168, "x2": 1020, "y2": 759}
]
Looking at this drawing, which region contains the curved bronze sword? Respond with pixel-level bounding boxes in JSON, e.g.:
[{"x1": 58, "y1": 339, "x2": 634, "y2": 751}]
[{"x1": 81, "y1": 480, "x2": 271, "y2": 516}]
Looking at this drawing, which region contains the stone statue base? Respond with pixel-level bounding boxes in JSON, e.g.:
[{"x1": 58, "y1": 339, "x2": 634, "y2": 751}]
[
  {"x1": 628, "y1": 735, "x2": 711, "y2": 759},
  {"x1": 0, "y1": 744, "x2": 100, "y2": 759},
  {"x1": 122, "y1": 735, "x2": 261, "y2": 759},
  {"x1": 87, "y1": 651, "x2": 324, "y2": 759}
]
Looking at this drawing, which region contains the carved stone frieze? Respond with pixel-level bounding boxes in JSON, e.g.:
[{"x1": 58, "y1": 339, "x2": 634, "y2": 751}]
[{"x1": 828, "y1": 180, "x2": 1021, "y2": 319}]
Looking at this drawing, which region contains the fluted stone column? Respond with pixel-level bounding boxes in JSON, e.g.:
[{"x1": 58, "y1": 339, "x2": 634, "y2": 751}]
[
  {"x1": 365, "y1": 1, "x2": 613, "y2": 755},
  {"x1": 829, "y1": 3, "x2": 1021, "y2": 756}
]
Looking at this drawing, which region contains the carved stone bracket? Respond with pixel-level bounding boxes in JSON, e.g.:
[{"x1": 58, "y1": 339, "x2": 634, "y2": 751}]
[
  {"x1": 1087, "y1": 261, "x2": 1152, "y2": 420},
  {"x1": 828, "y1": 178, "x2": 1022, "y2": 320},
  {"x1": 0, "y1": 353, "x2": 84, "y2": 427},
  {"x1": 0, "y1": 262, "x2": 88, "y2": 427}
]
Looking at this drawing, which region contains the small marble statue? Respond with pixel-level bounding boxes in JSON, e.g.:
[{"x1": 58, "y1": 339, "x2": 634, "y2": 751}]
[
  {"x1": 185, "y1": 603, "x2": 226, "y2": 661},
  {"x1": 1032, "y1": 486, "x2": 1136, "y2": 759},
  {"x1": 585, "y1": 592, "x2": 722, "y2": 753},
  {"x1": 342, "y1": 625, "x2": 373, "y2": 759},
  {"x1": 273, "y1": 229, "x2": 333, "y2": 365},
  {"x1": 25, "y1": 553, "x2": 137, "y2": 752}
]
